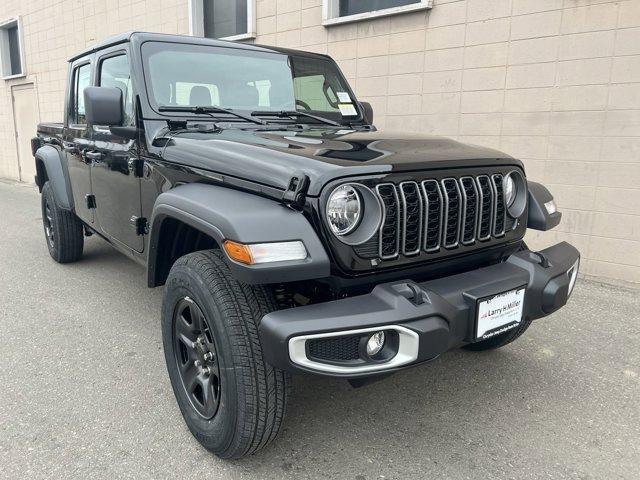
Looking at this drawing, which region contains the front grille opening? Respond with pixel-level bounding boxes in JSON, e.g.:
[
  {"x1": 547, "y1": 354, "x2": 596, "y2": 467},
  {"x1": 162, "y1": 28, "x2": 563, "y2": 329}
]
[
  {"x1": 442, "y1": 178, "x2": 461, "y2": 248},
  {"x1": 400, "y1": 182, "x2": 422, "y2": 255},
  {"x1": 376, "y1": 184, "x2": 400, "y2": 259},
  {"x1": 476, "y1": 176, "x2": 493, "y2": 241},
  {"x1": 460, "y1": 177, "x2": 478, "y2": 244},
  {"x1": 492, "y1": 174, "x2": 506, "y2": 236},
  {"x1": 308, "y1": 335, "x2": 361, "y2": 361},
  {"x1": 422, "y1": 180, "x2": 442, "y2": 251}
]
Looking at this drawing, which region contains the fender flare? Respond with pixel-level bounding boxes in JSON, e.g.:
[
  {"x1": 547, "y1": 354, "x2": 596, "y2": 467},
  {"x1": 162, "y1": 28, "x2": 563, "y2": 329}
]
[
  {"x1": 35, "y1": 145, "x2": 73, "y2": 209},
  {"x1": 147, "y1": 183, "x2": 331, "y2": 286},
  {"x1": 527, "y1": 181, "x2": 561, "y2": 231}
]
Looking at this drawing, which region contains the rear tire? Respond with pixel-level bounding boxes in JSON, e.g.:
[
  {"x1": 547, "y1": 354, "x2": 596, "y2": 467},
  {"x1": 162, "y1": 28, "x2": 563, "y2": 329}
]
[
  {"x1": 463, "y1": 317, "x2": 533, "y2": 351},
  {"x1": 161, "y1": 249, "x2": 290, "y2": 459},
  {"x1": 41, "y1": 181, "x2": 84, "y2": 263}
]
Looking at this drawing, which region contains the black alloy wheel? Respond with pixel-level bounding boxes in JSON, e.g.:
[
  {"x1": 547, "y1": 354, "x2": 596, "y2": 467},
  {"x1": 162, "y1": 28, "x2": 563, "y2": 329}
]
[
  {"x1": 43, "y1": 195, "x2": 55, "y2": 250},
  {"x1": 173, "y1": 296, "x2": 221, "y2": 419}
]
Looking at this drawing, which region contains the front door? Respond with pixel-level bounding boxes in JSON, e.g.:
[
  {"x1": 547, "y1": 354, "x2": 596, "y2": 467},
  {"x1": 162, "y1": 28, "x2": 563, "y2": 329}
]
[
  {"x1": 90, "y1": 50, "x2": 143, "y2": 253},
  {"x1": 11, "y1": 83, "x2": 39, "y2": 183}
]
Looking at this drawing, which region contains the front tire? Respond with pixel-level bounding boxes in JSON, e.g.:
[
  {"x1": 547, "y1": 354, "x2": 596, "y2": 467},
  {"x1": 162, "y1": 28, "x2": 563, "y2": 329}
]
[
  {"x1": 161, "y1": 250, "x2": 290, "y2": 459},
  {"x1": 41, "y1": 181, "x2": 84, "y2": 263}
]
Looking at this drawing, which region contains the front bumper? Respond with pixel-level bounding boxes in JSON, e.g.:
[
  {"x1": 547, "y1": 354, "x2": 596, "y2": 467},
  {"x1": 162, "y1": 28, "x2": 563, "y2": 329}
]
[{"x1": 260, "y1": 242, "x2": 580, "y2": 378}]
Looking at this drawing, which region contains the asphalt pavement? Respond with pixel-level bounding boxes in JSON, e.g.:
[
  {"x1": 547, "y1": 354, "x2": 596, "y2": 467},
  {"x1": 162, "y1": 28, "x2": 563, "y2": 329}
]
[{"x1": 0, "y1": 180, "x2": 638, "y2": 480}]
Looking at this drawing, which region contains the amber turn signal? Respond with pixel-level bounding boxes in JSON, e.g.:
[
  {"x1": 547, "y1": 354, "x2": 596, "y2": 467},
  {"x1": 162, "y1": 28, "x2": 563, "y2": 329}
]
[{"x1": 223, "y1": 240, "x2": 254, "y2": 265}]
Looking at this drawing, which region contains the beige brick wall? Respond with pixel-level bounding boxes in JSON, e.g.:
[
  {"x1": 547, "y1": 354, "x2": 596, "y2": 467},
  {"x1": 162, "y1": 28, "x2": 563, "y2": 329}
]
[{"x1": 1, "y1": 0, "x2": 639, "y2": 285}]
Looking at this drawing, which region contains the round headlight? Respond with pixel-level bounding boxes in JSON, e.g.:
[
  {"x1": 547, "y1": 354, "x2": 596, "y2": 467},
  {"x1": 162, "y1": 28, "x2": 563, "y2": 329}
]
[
  {"x1": 326, "y1": 185, "x2": 362, "y2": 236},
  {"x1": 503, "y1": 170, "x2": 527, "y2": 218},
  {"x1": 504, "y1": 173, "x2": 516, "y2": 207}
]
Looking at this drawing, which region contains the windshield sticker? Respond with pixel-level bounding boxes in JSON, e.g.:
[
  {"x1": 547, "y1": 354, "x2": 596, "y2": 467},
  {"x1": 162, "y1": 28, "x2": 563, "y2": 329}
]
[
  {"x1": 339, "y1": 103, "x2": 357, "y2": 117},
  {"x1": 337, "y1": 91, "x2": 351, "y2": 103}
]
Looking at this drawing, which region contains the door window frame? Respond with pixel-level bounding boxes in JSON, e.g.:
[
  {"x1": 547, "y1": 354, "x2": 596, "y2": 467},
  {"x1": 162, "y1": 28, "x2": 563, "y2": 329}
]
[
  {"x1": 68, "y1": 60, "x2": 92, "y2": 128},
  {"x1": 96, "y1": 49, "x2": 135, "y2": 127}
]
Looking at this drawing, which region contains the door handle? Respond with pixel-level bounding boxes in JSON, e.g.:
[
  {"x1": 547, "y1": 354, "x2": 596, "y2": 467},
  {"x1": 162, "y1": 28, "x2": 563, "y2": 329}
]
[{"x1": 84, "y1": 150, "x2": 103, "y2": 163}]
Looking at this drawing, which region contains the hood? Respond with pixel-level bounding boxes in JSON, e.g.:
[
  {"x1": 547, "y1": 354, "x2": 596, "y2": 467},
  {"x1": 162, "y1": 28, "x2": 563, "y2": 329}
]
[{"x1": 160, "y1": 127, "x2": 519, "y2": 196}]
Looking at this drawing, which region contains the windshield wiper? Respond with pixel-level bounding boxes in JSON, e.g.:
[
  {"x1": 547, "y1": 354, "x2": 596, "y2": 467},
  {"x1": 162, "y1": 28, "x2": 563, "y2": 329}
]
[
  {"x1": 251, "y1": 110, "x2": 341, "y2": 127},
  {"x1": 159, "y1": 105, "x2": 266, "y2": 125}
]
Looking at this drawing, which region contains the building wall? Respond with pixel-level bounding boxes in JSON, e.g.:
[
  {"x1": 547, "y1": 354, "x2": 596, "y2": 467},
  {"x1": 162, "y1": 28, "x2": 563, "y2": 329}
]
[{"x1": 0, "y1": 0, "x2": 639, "y2": 285}]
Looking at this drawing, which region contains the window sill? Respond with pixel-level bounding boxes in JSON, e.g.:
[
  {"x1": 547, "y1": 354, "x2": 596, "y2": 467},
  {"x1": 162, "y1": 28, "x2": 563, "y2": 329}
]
[
  {"x1": 219, "y1": 32, "x2": 256, "y2": 41},
  {"x1": 322, "y1": 1, "x2": 432, "y2": 27},
  {"x1": 3, "y1": 72, "x2": 26, "y2": 81}
]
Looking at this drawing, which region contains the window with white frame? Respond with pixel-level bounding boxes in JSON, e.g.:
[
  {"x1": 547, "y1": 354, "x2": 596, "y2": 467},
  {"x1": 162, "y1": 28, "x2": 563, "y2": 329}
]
[
  {"x1": 0, "y1": 17, "x2": 25, "y2": 79},
  {"x1": 323, "y1": 0, "x2": 432, "y2": 26},
  {"x1": 189, "y1": 0, "x2": 256, "y2": 41}
]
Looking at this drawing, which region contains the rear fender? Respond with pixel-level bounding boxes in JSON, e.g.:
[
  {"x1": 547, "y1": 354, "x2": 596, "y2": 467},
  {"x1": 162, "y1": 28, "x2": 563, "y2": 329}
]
[{"x1": 34, "y1": 145, "x2": 73, "y2": 210}]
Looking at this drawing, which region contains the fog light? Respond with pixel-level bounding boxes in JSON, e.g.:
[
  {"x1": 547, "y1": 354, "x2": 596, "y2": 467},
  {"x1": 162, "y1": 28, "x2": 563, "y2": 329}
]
[{"x1": 366, "y1": 331, "x2": 385, "y2": 357}]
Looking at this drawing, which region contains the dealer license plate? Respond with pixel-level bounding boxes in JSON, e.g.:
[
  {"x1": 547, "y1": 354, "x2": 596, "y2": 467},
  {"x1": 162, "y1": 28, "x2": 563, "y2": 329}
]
[{"x1": 476, "y1": 287, "x2": 526, "y2": 340}]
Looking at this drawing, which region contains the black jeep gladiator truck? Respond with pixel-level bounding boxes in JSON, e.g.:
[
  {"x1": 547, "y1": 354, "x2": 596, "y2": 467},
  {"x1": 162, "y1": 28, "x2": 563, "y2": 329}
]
[{"x1": 32, "y1": 32, "x2": 580, "y2": 459}]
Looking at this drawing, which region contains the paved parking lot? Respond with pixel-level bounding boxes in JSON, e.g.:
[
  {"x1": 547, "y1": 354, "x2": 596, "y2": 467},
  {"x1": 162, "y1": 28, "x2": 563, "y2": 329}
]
[{"x1": 0, "y1": 180, "x2": 639, "y2": 480}]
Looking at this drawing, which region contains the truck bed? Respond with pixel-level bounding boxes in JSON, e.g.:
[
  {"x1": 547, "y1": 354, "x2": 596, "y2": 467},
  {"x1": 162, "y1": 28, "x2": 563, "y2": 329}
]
[{"x1": 37, "y1": 122, "x2": 64, "y2": 137}]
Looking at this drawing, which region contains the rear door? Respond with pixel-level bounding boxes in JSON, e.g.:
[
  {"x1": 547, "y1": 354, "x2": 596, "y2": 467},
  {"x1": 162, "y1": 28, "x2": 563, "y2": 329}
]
[
  {"x1": 64, "y1": 58, "x2": 94, "y2": 224},
  {"x1": 90, "y1": 48, "x2": 143, "y2": 252}
]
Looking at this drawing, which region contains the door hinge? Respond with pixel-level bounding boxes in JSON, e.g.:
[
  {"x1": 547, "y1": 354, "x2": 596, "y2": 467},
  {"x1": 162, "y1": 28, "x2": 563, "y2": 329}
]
[
  {"x1": 85, "y1": 194, "x2": 96, "y2": 209},
  {"x1": 282, "y1": 171, "x2": 310, "y2": 211},
  {"x1": 130, "y1": 216, "x2": 148, "y2": 235}
]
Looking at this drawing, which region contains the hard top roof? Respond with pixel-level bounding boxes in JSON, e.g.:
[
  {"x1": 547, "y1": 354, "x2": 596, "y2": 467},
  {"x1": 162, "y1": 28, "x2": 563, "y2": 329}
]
[{"x1": 68, "y1": 31, "x2": 329, "y2": 62}]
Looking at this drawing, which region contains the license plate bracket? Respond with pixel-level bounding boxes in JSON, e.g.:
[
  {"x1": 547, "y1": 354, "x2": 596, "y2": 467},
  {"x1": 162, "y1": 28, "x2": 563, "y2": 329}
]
[{"x1": 475, "y1": 286, "x2": 526, "y2": 341}]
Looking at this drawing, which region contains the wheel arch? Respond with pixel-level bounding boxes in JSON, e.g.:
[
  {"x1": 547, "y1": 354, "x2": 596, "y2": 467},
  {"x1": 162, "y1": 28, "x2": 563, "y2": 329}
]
[
  {"x1": 35, "y1": 145, "x2": 73, "y2": 209},
  {"x1": 147, "y1": 183, "x2": 330, "y2": 287}
]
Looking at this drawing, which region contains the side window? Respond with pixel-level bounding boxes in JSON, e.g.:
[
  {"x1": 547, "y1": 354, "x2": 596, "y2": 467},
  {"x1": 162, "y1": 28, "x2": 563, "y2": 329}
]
[
  {"x1": 99, "y1": 54, "x2": 134, "y2": 125},
  {"x1": 72, "y1": 63, "x2": 91, "y2": 125}
]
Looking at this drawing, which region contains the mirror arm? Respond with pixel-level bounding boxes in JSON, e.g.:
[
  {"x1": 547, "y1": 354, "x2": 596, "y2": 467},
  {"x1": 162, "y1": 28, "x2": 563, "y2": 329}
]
[{"x1": 109, "y1": 126, "x2": 139, "y2": 140}]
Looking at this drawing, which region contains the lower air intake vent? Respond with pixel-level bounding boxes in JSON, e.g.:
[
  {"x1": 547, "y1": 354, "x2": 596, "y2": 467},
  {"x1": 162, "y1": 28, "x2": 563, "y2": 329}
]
[{"x1": 308, "y1": 335, "x2": 360, "y2": 361}]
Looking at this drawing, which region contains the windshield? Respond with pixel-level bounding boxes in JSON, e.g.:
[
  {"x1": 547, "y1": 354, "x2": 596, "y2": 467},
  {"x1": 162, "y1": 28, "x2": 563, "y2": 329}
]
[{"x1": 141, "y1": 41, "x2": 361, "y2": 124}]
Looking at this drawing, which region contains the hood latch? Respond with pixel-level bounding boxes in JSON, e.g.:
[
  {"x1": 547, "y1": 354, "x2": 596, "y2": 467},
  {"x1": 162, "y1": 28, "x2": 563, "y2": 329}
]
[{"x1": 282, "y1": 171, "x2": 310, "y2": 211}]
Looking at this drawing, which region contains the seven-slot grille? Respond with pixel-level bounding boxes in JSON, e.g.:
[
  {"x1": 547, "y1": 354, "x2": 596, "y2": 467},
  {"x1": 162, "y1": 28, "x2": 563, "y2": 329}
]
[{"x1": 371, "y1": 175, "x2": 511, "y2": 260}]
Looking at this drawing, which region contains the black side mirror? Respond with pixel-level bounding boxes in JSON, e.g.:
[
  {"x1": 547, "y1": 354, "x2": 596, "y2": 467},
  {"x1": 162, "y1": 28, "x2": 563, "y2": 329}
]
[
  {"x1": 360, "y1": 101, "x2": 374, "y2": 125},
  {"x1": 84, "y1": 86, "x2": 123, "y2": 126}
]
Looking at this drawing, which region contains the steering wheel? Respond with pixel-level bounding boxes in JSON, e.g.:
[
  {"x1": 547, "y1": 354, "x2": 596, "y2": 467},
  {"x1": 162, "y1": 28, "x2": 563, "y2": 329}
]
[{"x1": 295, "y1": 99, "x2": 311, "y2": 111}]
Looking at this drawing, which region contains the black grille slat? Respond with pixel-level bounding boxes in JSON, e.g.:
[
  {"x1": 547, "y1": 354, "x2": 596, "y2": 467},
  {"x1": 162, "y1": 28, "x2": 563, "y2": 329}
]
[
  {"x1": 492, "y1": 174, "x2": 506, "y2": 236},
  {"x1": 376, "y1": 184, "x2": 400, "y2": 259},
  {"x1": 441, "y1": 178, "x2": 461, "y2": 248},
  {"x1": 460, "y1": 177, "x2": 478, "y2": 244},
  {"x1": 308, "y1": 335, "x2": 361, "y2": 361},
  {"x1": 421, "y1": 180, "x2": 442, "y2": 251},
  {"x1": 476, "y1": 175, "x2": 493, "y2": 241},
  {"x1": 399, "y1": 182, "x2": 422, "y2": 255}
]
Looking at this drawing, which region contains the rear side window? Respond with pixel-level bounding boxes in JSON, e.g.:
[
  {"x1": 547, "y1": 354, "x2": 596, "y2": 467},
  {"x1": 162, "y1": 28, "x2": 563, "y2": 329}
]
[
  {"x1": 99, "y1": 54, "x2": 134, "y2": 126},
  {"x1": 72, "y1": 63, "x2": 91, "y2": 125}
]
